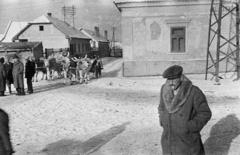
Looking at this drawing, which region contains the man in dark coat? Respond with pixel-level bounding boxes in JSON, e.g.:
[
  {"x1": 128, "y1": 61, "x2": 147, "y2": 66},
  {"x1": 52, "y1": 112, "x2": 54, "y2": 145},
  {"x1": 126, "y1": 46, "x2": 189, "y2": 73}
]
[
  {"x1": 0, "y1": 58, "x2": 6, "y2": 96},
  {"x1": 12, "y1": 55, "x2": 25, "y2": 95},
  {"x1": 4, "y1": 57, "x2": 14, "y2": 94},
  {"x1": 25, "y1": 56, "x2": 36, "y2": 94},
  {"x1": 95, "y1": 56, "x2": 103, "y2": 78},
  {"x1": 158, "y1": 65, "x2": 212, "y2": 155},
  {"x1": 0, "y1": 109, "x2": 14, "y2": 155}
]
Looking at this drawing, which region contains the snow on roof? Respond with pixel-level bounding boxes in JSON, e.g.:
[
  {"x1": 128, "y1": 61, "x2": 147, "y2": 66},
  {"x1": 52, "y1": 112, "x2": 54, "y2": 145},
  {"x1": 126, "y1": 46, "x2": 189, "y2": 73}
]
[
  {"x1": 1, "y1": 21, "x2": 28, "y2": 42},
  {"x1": 30, "y1": 15, "x2": 51, "y2": 24},
  {"x1": 27, "y1": 14, "x2": 90, "y2": 39},
  {"x1": 46, "y1": 15, "x2": 90, "y2": 39}
]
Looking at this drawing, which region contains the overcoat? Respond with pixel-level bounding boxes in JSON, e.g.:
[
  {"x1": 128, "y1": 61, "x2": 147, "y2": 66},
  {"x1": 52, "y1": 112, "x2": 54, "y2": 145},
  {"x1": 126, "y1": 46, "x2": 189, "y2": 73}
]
[
  {"x1": 12, "y1": 61, "x2": 24, "y2": 89},
  {"x1": 158, "y1": 79, "x2": 212, "y2": 155},
  {"x1": 25, "y1": 60, "x2": 36, "y2": 78},
  {"x1": 4, "y1": 62, "x2": 13, "y2": 84},
  {"x1": 0, "y1": 109, "x2": 14, "y2": 154},
  {"x1": 0, "y1": 63, "x2": 6, "y2": 92}
]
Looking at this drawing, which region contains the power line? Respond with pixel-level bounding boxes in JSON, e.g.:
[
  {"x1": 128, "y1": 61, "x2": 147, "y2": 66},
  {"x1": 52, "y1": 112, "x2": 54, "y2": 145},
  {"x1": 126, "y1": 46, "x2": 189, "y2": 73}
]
[{"x1": 62, "y1": 5, "x2": 76, "y2": 27}]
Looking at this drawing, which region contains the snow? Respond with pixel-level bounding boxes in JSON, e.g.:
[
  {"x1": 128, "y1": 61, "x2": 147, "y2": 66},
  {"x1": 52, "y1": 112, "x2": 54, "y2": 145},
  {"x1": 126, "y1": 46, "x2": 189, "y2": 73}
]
[{"x1": 1, "y1": 57, "x2": 240, "y2": 155}]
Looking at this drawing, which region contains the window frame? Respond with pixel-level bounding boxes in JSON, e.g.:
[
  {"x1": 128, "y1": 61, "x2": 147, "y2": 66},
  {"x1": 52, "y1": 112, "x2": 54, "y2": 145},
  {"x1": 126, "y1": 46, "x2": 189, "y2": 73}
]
[
  {"x1": 39, "y1": 25, "x2": 44, "y2": 31},
  {"x1": 170, "y1": 26, "x2": 186, "y2": 53}
]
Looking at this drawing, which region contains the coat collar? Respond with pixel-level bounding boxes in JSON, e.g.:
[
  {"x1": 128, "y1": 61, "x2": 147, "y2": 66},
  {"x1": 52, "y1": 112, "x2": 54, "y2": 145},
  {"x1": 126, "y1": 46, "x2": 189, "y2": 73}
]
[{"x1": 161, "y1": 76, "x2": 193, "y2": 114}]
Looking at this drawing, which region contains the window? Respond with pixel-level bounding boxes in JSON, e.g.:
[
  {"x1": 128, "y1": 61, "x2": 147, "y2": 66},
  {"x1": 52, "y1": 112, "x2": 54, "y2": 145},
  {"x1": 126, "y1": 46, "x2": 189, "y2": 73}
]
[
  {"x1": 39, "y1": 25, "x2": 44, "y2": 31},
  {"x1": 171, "y1": 27, "x2": 185, "y2": 53}
]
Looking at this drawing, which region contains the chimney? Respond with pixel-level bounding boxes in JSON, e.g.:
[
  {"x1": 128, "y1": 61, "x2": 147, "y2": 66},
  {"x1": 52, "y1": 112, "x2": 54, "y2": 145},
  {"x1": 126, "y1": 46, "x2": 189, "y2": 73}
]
[
  {"x1": 47, "y1": 12, "x2": 52, "y2": 17},
  {"x1": 104, "y1": 30, "x2": 108, "y2": 40},
  {"x1": 94, "y1": 26, "x2": 100, "y2": 37}
]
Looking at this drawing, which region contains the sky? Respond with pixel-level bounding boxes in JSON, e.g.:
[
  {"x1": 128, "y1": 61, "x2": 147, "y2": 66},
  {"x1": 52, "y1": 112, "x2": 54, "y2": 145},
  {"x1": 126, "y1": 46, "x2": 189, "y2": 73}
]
[{"x1": 0, "y1": 0, "x2": 121, "y2": 41}]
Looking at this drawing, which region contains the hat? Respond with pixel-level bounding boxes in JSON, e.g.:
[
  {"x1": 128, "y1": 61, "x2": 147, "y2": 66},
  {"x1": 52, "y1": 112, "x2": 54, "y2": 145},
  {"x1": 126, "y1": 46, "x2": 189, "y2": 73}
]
[{"x1": 162, "y1": 65, "x2": 183, "y2": 79}]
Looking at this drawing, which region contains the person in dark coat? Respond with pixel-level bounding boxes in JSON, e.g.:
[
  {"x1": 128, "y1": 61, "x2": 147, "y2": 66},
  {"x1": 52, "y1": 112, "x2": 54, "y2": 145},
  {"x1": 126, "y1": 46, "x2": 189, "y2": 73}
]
[
  {"x1": 89, "y1": 55, "x2": 97, "y2": 77},
  {"x1": 4, "y1": 57, "x2": 14, "y2": 94},
  {"x1": 95, "y1": 56, "x2": 103, "y2": 78},
  {"x1": 25, "y1": 56, "x2": 36, "y2": 94},
  {"x1": 0, "y1": 58, "x2": 6, "y2": 96},
  {"x1": 0, "y1": 109, "x2": 14, "y2": 155},
  {"x1": 158, "y1": 65, "x2": 212, "y2": 155},
  {"x1": 12, "y1": 55, "x2": 25, "y2": 95}
]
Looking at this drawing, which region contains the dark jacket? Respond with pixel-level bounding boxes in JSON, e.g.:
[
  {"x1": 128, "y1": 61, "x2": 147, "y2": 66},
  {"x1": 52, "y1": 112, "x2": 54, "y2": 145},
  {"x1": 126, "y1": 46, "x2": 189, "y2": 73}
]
[
  {"x1": 0, "y1": 109, "x2": 14, "y2": 155},
  {"x1": 25, "y1": 60, "x2": 36, "y2": 78},
  {"x1": 158, "y1": 79, "x2": 212, "y2": 155},
  {"x1": 90, "y1": 59, "x2": 97, "y2": 73},
  {"x1": 12, "y1": 60, "x2": 24, "y2": 89},
  {"x1": 4, "y1": 62, "x2": 13, "y2": 84},
  {"x1": 0, "y1": 63, "x2": 6, "y2": 92}
]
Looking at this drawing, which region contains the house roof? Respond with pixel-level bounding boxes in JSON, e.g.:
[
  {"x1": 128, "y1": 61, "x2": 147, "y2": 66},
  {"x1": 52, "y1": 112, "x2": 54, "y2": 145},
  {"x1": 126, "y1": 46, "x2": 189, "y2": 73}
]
[
  {"x1": 0, "y1": 42, "x2": 42, "y2": 51},
  {"x1": 114, "y1": 0, "x2": 211, "y2": 3},
  {"x1": 0, "y1": 21, "x2": 28, "y2": 42},
  {"x1": 80, "y1": 28, "x2": 108, "y2": 42},
  {"x1": 14, "y1": 14, "x2": 90, "y2": 40},
  {"x1": 114, "y1": 0, "x2": 213, "y2": 11},
  {"x1": 46, "y1": 15, "x2": 90, "y2": 39},
  {"x1": 114, "y1": 0, "x2": 161, "y2": 2}
]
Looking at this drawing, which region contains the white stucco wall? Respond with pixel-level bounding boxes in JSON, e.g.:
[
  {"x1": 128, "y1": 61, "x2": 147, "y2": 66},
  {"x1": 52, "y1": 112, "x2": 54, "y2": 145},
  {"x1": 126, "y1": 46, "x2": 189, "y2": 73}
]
[
  {"x1": 117, "y1": 1, "x2": 232, "y2": 76},
  {"x1": 18, "y1": 24, "x2": 69, "y2": 49}
]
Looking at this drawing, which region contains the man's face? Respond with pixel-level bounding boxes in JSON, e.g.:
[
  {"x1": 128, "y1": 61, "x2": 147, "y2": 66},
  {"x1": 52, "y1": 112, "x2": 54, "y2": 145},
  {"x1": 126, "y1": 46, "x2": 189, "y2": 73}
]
[{"x1": 166, "y1": 78, "x2": 181, "y2": 90}]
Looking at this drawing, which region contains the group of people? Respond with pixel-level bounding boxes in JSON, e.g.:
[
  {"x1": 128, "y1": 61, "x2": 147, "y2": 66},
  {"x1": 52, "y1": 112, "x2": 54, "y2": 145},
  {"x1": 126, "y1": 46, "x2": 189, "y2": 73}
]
[
  {"x1": 0, "y1": 64, "x2": 213, "y2": 154},
  {"x1": 0, "y1": 54, "x2": 36, "y2": 96},
  {"x1": 0, "y1": 53, "x2": 104, "y2": 96}
]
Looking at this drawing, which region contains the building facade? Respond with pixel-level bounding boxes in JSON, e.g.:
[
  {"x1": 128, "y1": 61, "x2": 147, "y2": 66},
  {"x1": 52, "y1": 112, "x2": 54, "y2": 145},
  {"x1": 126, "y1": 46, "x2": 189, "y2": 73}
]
[
  {"x1": 115, "y1": 0, "x2": 231, "y2": 76},
  {"x1": 13, "y1": 13, "x2": 91, "y2": 58},
  {"x1": 80, "y1": 27, "x2": 110, "y2": 57}
]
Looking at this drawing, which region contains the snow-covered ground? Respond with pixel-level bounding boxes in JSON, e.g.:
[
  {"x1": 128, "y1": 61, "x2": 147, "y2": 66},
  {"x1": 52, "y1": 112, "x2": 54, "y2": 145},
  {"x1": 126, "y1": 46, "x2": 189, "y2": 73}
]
[{"x1": 1, "y1": 57, "x2": 240, "y2": 155}]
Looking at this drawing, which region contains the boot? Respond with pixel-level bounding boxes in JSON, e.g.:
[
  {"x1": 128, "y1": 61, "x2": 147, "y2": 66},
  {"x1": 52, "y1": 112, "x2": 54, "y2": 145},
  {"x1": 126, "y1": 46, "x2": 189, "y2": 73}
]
[
  {"x1": 19, "y1": 88, "x2": 25, "y2": 96},
  {"x1": 0, "y1": 91, "x2": 4, "y2": 96},
  {"x1": 16, "y1": 88, "x2": 20, "y2": 95}
]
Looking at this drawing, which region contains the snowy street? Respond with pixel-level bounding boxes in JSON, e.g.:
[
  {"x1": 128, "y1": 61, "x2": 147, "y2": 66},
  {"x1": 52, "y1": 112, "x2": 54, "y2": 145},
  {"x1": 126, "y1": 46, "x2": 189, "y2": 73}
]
[{"x1": 1, "y1": 58, "x2": 240, "y2": 155}]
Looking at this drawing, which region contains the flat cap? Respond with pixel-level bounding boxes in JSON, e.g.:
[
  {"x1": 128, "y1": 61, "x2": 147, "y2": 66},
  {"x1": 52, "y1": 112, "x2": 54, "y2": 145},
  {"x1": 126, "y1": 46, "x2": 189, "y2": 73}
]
[{"x1": 162, "y1": 65, "x2": 183, "y2": 79}]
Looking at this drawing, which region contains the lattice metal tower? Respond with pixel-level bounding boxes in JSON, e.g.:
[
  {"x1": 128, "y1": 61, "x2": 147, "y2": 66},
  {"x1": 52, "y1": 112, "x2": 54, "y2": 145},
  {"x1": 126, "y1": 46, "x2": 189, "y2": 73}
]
[{"x1": 206, "y1": 0, "x2": 240, "y2": 83}]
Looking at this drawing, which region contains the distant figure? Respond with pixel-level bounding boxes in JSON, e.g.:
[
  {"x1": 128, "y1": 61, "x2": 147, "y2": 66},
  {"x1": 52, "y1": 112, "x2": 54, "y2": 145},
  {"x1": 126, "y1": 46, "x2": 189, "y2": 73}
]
[
  {"x1": 158, "y1": 65, "x2": 212, "y2": 155},
  {"x1": 4, "y1": 57, "x2": 14, "y2": 94},
  {"x1": 0, "y1": 58, "x2": 6, "y2": 96},
  {"x1": 25, "y1": 56, "x2": 36, "y2": 94},
  {"x1": 0, "y1": 109, "x2": 14, "y2": 155},
  {"x1": 90, "y1": 55, "x2": 97, "y2": 78},
  {"x1": 12, "y1": 55, "x2": 25, "y2": 96},
  {"x1": 95, "y1": 56, "x2": 103, "y2": 78}
]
